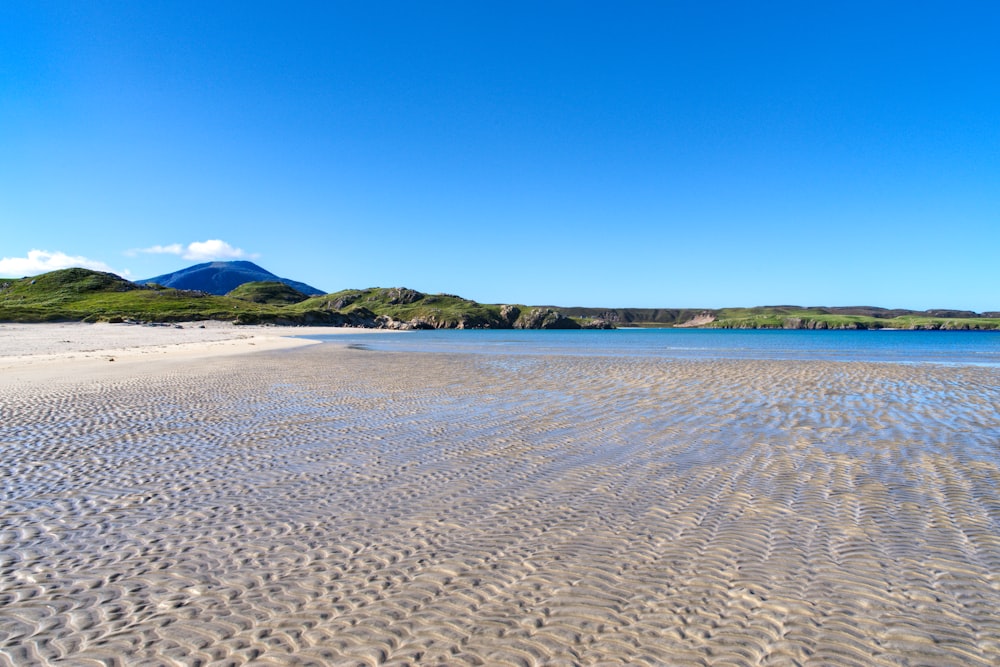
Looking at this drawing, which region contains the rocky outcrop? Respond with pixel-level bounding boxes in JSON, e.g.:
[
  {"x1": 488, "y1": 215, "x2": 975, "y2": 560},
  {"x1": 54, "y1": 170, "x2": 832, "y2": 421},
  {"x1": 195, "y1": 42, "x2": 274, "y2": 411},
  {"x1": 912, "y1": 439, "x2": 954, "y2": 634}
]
[
  {"x1": 381, "y1": 288, "x2": 424, "y2": 305},
  {"x1": 325, "y1": 294, "x2": 360, "y2": 310},
  {"x1": 500, "y1": 305, "x2": 521, "y2": 327},
  {"x1": 368, "y1": 307, "x2": 616, "y2": 331},
  {"x1": 513, "y1": 308, "x2": 581, "y2": 330},
  {"x1": 369, "y1": 312, "x2": 504, "y2": 330},
  {"x1": 250, "y1": 302, "x2": 598, "y2": 331}
]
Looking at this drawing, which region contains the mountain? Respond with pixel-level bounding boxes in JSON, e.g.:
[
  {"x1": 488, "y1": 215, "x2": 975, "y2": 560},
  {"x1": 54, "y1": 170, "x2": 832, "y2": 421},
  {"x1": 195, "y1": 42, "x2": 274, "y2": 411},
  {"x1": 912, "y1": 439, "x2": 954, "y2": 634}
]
[{"x1": 139, "y1": 261, "x2": 324, "y2": 296}]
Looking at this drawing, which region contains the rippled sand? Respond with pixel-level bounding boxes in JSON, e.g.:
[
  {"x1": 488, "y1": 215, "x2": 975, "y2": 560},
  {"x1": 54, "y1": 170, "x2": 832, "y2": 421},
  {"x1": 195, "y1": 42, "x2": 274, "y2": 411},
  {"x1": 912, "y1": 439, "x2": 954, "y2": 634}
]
[{"x1": 2, "y1": 343, "x2": 999, "y2": 665}]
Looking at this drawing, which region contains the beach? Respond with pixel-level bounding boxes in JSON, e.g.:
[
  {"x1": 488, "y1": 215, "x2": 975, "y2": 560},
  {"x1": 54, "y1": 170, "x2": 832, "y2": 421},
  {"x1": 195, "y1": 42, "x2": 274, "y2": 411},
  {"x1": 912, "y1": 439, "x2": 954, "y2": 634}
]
[
  {"x1": 2, "y1": 325, "x2": 999, "y2": 666},
  {"x1": 0, "y1": 322, "x2": 340, "y2": 384}
]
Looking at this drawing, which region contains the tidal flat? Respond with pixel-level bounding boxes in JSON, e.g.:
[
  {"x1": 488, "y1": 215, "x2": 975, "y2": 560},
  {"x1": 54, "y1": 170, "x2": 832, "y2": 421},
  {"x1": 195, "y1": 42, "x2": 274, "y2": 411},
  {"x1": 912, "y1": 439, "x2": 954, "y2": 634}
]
[{"x1": 2, "y1": 341, "x2": 999, "y2": 665}]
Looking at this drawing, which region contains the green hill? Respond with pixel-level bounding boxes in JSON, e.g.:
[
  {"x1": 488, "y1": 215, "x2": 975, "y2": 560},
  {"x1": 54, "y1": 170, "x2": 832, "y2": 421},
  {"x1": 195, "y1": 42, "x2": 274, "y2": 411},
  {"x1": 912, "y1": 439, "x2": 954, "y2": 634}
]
[
  {"x1": 0, "y1": 269, "x2": 594, "y2": 329},
  {"x1": 292, "y1": 288, "x2": 507, "y2": 329},
  {"x1": 227, "y1": 281, "x2": 311, "y2": 305},
  {"x1": 0, "y1": 268, "x2": 273, "y2": 323},
  {"x1": 555, "y1": 304, "x2": 1000, "y2": 330},
  {"x1": 705, "y1": 306, "x2": 1000, "y2": 330},
  {"x1": 2, "y1": 269, "x2": 996, "y2": 330},
  {"x1": 285, "y1": 287, "x2": 591, "y2": 329}
]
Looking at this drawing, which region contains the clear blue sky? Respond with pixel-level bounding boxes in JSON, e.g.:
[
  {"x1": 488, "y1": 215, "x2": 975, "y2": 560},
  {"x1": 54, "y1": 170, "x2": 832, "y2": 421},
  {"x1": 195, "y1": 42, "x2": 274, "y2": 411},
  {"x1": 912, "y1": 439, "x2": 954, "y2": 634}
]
[{"x1": 2, "y1": 2, "x2": 998, "y2": 309}]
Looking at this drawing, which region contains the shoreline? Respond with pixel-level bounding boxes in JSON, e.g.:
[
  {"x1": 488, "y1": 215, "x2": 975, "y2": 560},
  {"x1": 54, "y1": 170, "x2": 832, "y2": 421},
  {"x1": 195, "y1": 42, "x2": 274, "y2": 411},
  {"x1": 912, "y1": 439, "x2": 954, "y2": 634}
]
[{"x1": 0, "y1": 321, "x2": 383, "y2": 385}]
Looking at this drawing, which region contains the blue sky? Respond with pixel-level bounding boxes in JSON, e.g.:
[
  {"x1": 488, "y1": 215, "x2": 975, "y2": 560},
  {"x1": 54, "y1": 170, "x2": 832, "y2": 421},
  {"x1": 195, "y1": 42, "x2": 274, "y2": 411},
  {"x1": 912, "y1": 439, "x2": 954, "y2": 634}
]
[{"x1": 2, "y1": 2, "x2": 997, "y2": 309}]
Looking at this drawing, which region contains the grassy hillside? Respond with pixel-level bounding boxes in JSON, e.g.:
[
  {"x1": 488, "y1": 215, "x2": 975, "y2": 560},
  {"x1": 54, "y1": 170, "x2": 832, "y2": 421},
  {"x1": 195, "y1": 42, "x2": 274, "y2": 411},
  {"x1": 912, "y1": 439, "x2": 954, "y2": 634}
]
[
  {"x1": 555, "y1": 303, "x2": 1000, "y2": 330},
  {"x1": 227, "y1": 281, "x2": 310, "y2": 304},
  {"x1": 0, "y1": 270, "x2": 590, "y2": 329},
  {"x1": 707, "y1": 306, "x2": 1000, "y2": 330},
  {"x1": 290, "y1": 288, "x2": 595, "y2": 329},
  {"x1": 292, "y1": 288, "x2": 507, "y2": 328},
  {"x1": 0, "y1": 269, "x2": 274, "y2": 323},
  {"x1": 2, "y1": 269, "x2": 995, "y2": 330}
]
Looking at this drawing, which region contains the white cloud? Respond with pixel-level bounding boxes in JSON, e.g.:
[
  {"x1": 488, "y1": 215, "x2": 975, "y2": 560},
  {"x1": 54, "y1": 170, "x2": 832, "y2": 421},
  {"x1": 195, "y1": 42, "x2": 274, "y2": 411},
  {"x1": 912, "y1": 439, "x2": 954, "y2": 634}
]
[
  {"x1": 0, "y1": 249, "x2": 123, "y2": 277},
  {"x1": 129, "y1": 239, "x2": 256, "y2": 261},
  {"x1": 183, "y1": 239, "x2": 253, "y2": 261},
  {"x1": 129, "y1": 243, "x2": 184, "y2": 256}
]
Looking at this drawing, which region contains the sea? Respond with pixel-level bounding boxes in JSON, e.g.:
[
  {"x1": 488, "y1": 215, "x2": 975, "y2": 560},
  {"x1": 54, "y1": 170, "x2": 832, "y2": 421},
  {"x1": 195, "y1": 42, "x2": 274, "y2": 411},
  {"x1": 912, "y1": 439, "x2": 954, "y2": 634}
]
[{"x1": 311, "y1": 328, "x2": 1000, "y2": 366}]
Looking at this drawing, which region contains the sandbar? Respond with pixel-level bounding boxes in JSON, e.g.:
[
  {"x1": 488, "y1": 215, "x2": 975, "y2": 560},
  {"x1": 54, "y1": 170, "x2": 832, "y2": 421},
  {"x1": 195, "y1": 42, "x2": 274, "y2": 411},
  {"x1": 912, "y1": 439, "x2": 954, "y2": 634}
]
[{"x1": 0, "y1": 321, "x2": 372, "y2": 385}]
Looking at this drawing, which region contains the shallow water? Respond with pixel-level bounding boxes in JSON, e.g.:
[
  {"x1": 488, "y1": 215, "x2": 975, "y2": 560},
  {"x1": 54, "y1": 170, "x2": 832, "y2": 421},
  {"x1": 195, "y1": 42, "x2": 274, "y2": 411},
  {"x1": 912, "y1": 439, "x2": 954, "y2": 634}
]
[
  {"x1": 314, "y1": 328, "x2": 1000, "y2": 365},
  {"x1": 2, "y1": 345, "x2": 999, "y2": 665}
]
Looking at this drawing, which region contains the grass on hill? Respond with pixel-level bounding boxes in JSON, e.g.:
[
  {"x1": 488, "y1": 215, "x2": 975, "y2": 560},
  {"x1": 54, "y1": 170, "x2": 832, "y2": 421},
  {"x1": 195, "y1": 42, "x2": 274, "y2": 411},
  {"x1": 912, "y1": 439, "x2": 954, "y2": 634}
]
[
  {"x1": 0, "y1": 271, "x2": 527, "y2": 327},
  {"x1": 292, "y1": 287, "x2": 518, "y2": 328},
  {"x1": 2, "y1": 269, "x2": 997, "y2": 330},
  {"x1": 707, "y1": 307, "x2": 1000, "y2": 330},
  {"x1": 226, "y1": 281, "x2": 310, "y2": 305},
  {"x1": 0, "y1": 269, "x2": 274, "y2": 323}
]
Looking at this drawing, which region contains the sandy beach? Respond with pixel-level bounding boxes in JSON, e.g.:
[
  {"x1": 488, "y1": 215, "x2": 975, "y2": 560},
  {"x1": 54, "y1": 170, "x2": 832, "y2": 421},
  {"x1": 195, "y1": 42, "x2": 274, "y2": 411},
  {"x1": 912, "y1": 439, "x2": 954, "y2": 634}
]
[
  {"x1": 2, "y1": 325, "x2": 999, "y2": 665},
  {"x1": 0, "y1": 322, "x2": 355, "y2": 385}
]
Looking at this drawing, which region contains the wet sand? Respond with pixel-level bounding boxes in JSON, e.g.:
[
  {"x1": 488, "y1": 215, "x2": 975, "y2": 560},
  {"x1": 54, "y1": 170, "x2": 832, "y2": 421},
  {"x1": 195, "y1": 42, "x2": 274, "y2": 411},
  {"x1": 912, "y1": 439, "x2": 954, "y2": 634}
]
[{"x1": 2, "y1": 336, "x2": 999, "y2": 665}]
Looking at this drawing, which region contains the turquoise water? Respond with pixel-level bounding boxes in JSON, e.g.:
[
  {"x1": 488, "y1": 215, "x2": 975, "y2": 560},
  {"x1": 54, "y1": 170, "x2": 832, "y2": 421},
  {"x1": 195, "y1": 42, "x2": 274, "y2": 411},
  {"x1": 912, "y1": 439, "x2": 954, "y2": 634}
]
[{"x1": 313, "y1": 328, "x2": 1000, "y2": 365}]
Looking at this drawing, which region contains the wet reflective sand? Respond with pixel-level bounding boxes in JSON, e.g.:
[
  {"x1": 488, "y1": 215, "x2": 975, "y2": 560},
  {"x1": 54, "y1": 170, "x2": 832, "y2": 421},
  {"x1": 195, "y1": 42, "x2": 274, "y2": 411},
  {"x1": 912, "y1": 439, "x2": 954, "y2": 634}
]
[{"x1": 2, "y1": 344, "x2": 999, "y2": 665}]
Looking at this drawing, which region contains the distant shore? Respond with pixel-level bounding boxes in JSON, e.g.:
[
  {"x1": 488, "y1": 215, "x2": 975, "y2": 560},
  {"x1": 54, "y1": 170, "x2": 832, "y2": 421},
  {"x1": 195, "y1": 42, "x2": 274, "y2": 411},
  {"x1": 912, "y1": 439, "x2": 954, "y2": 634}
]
[{"x1": 4, "y1": 268, "x2": 998, "y2": 331}]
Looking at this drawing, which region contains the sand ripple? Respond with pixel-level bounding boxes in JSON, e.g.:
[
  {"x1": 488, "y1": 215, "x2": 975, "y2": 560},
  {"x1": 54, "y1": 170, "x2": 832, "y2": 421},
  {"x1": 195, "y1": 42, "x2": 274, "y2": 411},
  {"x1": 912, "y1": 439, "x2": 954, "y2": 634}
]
[{"x1": 2, "y1": 346, "x2": 999, "y2": 665}]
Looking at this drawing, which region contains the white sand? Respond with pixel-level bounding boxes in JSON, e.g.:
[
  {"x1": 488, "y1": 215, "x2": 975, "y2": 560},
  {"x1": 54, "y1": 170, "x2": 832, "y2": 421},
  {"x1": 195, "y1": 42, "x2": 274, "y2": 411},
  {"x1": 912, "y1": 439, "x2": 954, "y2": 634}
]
[{"x1": 0, "y1": 321, "x2": 376, "y2": 384}]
